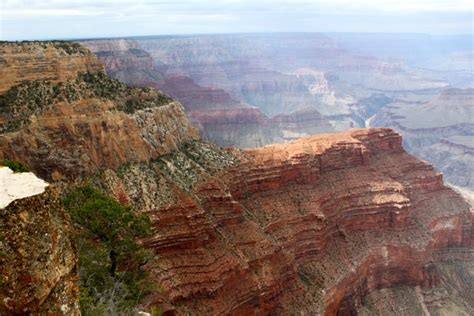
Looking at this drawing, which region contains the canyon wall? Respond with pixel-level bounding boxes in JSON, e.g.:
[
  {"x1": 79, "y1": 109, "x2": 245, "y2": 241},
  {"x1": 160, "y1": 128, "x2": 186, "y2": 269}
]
[
  {"x1": 80, "y1": 39, "x2": 337, "y2": 148},
  {"x1": 0, "y1": 41, "x2": 472, "y2": 315},
  {"x1": 94, "y1": 128, "x2": 473, "y2": 315},
  {"x1": 0, "y1": 41, "x2": 103, "y2": 94},
  {"x1": 0, "y1": 41, "x2": 199, "y2": 181},
  {"x1": 79, "y1": 36, "x2": 473, "y2": 194},
  {"x1": 373, "y1": 88, "x2": 474, "y2": 191}
]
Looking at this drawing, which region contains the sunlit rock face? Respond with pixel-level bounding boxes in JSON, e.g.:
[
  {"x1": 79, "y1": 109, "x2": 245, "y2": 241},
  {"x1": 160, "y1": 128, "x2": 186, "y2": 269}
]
[
  {"x1": 0, "y1": 41, "x2": 104, "y2": 95},
  {"x1": 0, "y1": 41, "x2": 199, "y2": 181},
  {"x1": 77, "y1": 34, "x2": 474, "y2": 200},
  {"x1": 79, "y1": 34, "x2": 473, "y2": 196}
]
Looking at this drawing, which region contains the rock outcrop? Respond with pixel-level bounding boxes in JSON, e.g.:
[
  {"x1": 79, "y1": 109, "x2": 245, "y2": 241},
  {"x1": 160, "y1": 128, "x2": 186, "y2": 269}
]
[
  {"x1": 0, "y1": 180, "x2": 79, "y2": 315},
  {"x1": 0, "y1": 41, "x2": 103, "y2": 94},
  {"x1": 0, "y1": 41, "x2": 199, "y2": 181}
]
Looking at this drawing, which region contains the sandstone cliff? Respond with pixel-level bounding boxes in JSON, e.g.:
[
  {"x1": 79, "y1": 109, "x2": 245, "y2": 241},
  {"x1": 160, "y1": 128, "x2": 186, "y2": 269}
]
[
  {"x1": 1, "y1": 41, "x2": 472, "y2": 315},
  {"x1": 0, "y1": 41, "x2": 199, "y2": 181},
  {"x1": 0, "y1": 41, "x2": 103, "y2": 95},
  {"x1": 94, "y1": 129, "x2": 473, "y2": 315}
]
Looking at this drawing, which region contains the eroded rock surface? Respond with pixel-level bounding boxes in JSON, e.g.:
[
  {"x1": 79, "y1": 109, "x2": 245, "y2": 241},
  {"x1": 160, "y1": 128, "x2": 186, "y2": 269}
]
[
  {"x1": 0, "y1": 41, "x2": 199, "y2": 181},
  {"x1": 0, "y1": 41, "x2": 103, "y2": 94},
  {"x1": 0, "y1": 185, "x2": 79, "y2": 315},
  {"x1": 94, "y1": 129, "x2": 473, "y2": 315},
  {"x1": 79, "y1": 34, "x2": 451, "y2": 149}
]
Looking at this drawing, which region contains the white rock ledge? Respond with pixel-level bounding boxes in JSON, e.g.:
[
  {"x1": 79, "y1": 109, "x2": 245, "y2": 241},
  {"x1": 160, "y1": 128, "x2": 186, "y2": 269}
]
[{"x1": 0, "y1": 167, "x2": 49, "y2": 209}]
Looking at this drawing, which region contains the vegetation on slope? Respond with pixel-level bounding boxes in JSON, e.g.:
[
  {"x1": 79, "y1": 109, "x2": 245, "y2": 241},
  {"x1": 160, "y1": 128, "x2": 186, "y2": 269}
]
[
  {"x1": 154, "y1": 141, "x2": 239, "y2": 192},
  {"x1": 0, "y1": 159, "x2": 29, "y2": 172},
  {"x1": 0, "y1": 40, "x2": 91, "y2": 56},
  {"x1": 0, "y1": 71, "x2": 172, "y2": 133},
  {"x1": 63, "y1": 185, "x2": 153, "y2": 315}
]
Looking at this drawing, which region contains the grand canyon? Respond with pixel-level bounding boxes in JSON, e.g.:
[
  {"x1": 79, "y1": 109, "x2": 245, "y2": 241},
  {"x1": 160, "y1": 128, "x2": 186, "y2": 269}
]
[
  {"x1": 79, "y1": 34, "x2": 473, "y2": 196},
  {"x1": 0, "y1": 39, "x2": 472, "y2": 315}
]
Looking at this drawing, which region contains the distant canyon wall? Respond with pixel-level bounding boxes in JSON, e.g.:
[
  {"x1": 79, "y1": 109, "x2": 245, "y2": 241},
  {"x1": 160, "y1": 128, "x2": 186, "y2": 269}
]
[{"x1": 80, "y1": 35, "x2": 473, "y2": 193}]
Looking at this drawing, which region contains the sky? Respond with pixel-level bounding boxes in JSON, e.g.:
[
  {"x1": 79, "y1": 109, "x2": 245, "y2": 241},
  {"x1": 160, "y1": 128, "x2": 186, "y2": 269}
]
[{"x1": 1, "y1": 0, "x2": 473, "y2": 40}]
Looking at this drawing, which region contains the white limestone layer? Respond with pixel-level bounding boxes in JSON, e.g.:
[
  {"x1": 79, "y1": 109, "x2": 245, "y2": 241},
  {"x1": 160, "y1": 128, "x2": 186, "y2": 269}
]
[{"x1": 0, "y1": 167, "x2": 49, "y2": 209}]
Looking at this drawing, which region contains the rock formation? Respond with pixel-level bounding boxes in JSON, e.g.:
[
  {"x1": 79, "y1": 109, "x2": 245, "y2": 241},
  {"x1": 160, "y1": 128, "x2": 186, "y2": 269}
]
[
  {"x1": 0, "y1": 41, "x2": 472, "y2": 315},
  {"x1": 0, "y1": 174, "x2": 79, "y2": 315},
  {"x1": 90, "y1": 128, "x2": 472, "y2": 315},
  {"x1": 0, "y1": 41, "x2": 103, "y2": 94},
  {"x1": 0, "y1": 41, "x2": 198, "y2": 181}
]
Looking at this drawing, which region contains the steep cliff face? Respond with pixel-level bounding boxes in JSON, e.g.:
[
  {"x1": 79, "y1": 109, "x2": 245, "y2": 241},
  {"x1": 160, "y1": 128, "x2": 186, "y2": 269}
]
[
  {"x1": 0, "y1": 42, "x2": 199, "y2": 181},
  {"x1": 0, "y1": 180, "x2": 79, "y2": 315},
  {"x1": 95, "y1": 129, "x2": 472, "y2": 315}
]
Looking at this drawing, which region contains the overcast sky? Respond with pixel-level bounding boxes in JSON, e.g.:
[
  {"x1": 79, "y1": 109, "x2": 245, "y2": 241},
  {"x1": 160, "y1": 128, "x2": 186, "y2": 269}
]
[{"x1": 1, "y1": 0, "x2": 472, "y2": 40}]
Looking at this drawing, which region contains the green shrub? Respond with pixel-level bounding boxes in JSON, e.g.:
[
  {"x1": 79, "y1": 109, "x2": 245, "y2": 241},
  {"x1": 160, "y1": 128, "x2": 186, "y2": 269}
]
[
  {"x1": 0, "y1": 159, "x2": 29, "y2": 172},
  {"x1": 63, "y1": 185, "x2": 153, "y2": 315}
]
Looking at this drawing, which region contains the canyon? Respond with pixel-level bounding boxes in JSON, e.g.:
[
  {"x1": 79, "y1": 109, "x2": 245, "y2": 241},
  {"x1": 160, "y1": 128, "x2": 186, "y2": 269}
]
[
  {"x1": 0, "y1": 41, "x2": 472, "y2": 315},
  {"x1": 79, "y1": 33, "x2": 473, "y2": 195}
]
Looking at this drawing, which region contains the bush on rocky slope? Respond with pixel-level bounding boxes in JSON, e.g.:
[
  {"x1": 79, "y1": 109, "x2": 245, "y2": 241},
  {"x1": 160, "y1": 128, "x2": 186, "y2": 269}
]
[
  {"x1": 63, "y1": 185, "x2": 153, "y2": 315},
  {"x1": 0, "y1": 159, "x2": 29, "y2": 172}
]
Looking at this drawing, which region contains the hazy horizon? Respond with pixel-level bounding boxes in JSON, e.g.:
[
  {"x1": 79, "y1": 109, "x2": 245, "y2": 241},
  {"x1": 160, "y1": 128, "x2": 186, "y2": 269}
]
[{"x1": 1, "y1": 0, "x2": 473, "y2": 41}]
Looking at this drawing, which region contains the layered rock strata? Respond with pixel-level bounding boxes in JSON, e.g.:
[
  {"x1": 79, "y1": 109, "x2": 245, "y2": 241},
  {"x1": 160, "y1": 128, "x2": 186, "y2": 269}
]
[
  {"x1": 0, "y1": 41, "x2": 103, "y2": 94},
  {"x1": 94, "y1": 129, "x2": 473, "y2": 315},
  {"x1": 0, "y1": 42, "x2": 198, "y2": 181},
  {"x1": 373, "y1": 88, "x2": 474, "y2": 190},
  {"x1": 79, "y1": 35, "x2": 450, "y2": 150}
]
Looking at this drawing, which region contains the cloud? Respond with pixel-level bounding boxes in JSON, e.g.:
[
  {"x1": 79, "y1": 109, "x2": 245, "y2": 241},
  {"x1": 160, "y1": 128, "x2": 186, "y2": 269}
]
[{"x1": 1, "y1": 0, "x2": 472, "y2": 40}]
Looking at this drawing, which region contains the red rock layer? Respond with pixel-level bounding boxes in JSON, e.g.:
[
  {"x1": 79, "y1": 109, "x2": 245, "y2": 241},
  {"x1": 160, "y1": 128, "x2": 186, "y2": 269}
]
[
  {"x1": 2, "y1": 41, "x2": 471, "y2": 314},
  {"x1": 101, "y1": 128, "x2": 472, "y2": 315}
]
